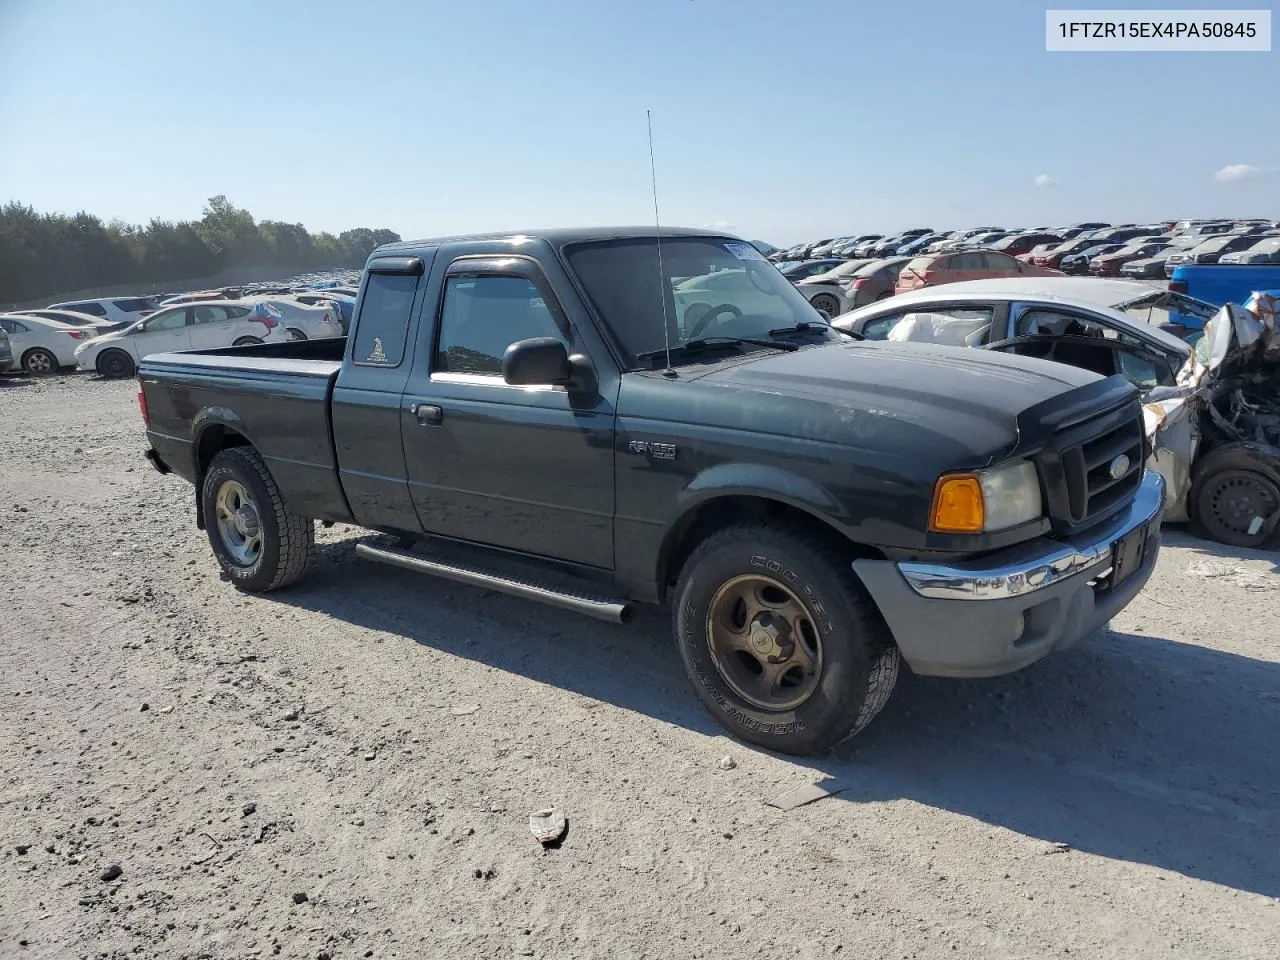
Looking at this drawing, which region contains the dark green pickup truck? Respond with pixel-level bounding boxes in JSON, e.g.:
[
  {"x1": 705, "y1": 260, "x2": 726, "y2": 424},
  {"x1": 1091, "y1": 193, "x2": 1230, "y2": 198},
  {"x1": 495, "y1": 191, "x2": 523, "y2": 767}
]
[{"x1": 139, "y1": 228, "x2": 1164, "y2": 754}]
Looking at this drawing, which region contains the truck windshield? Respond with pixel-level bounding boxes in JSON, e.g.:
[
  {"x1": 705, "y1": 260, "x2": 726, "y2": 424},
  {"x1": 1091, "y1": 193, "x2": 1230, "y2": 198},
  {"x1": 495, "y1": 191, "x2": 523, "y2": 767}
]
[{"x1": 565, "y1": 237, "x2": 833, "y2": 366}]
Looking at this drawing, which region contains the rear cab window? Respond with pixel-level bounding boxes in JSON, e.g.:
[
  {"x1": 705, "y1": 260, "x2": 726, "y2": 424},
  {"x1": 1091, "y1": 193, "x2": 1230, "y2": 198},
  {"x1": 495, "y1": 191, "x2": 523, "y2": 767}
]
[{"x1": 351, "y1": 269, "x2": 421, "y2": 367}]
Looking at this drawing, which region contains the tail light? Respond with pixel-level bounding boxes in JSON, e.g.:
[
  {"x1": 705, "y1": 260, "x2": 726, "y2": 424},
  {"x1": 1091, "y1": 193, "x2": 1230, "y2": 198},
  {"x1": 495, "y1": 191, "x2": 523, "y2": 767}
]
[
  {"x1": 1168, "y1": 280, "x2": 1188, "y2": 294},
  {"x1": 852, "y1": 279, "x2": 866, "y2": 289},
  {"x1": 65, "y1": 330, "x2": 87, "y2": 340},
  {"x1": 138, "y1": 388, "x2": 150, "y2": 426}
]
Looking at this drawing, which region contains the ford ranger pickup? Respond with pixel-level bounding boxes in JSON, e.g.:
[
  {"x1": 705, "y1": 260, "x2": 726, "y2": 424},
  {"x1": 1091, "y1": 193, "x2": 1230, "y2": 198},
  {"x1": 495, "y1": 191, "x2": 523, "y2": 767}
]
[{"x1": 139, "y1": 227, "x2": 1164, "y2": 754}]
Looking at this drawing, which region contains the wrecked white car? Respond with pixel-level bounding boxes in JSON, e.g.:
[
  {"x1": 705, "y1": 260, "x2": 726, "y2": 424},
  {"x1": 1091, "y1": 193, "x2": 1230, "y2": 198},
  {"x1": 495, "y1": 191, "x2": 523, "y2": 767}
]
[
  {"x1": 1145, "y1": 292, "x2": 1280, "y2": 547},
  {"x1": 834, "y1": 283, "x2": 1280, "y2": 547}
]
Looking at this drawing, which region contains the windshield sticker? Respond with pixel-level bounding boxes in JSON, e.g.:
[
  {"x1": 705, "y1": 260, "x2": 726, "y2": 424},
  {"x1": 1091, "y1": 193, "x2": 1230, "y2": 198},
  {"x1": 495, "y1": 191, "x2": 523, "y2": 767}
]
[
  {"x1": 723, "y1": 242, "x2": 766, "y2": 262},
  {"x1": 368, "y1": 338, "x2": 387, "y2": 362}
]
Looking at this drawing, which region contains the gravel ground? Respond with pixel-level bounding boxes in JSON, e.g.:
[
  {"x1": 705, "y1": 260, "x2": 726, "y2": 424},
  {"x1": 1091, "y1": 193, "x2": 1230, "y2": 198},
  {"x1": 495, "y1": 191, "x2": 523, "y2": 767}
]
[{"x1": 1, "y1": 372, "x2": 1278, "y2": 960}]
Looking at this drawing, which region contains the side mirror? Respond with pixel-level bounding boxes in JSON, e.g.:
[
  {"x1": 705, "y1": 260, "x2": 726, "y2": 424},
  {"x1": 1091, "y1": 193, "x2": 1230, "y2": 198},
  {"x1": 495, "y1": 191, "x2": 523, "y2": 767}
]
[{"x1": 503, "y1": 337, "x2": 571, "y2": 385}]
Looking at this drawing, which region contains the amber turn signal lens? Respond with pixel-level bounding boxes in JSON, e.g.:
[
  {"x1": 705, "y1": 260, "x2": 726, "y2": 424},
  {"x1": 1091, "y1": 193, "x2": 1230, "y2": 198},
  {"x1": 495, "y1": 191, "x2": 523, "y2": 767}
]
[{"x1": 930, "y1": 474, "x2": 984, "y2": 533}]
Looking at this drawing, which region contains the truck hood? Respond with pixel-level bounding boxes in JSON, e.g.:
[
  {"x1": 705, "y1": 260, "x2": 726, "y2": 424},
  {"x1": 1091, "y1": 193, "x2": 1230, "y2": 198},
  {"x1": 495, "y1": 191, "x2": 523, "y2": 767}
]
[{"x1": 678, "y1": 341, "x2": 1103, "y2": 467}]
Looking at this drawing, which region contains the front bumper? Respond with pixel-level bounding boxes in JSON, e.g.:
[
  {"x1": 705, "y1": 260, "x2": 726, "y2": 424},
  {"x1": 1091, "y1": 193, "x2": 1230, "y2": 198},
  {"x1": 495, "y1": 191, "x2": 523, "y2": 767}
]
[{"x1": 854, "y1": 471, "x2": 1165, "y2": 678}]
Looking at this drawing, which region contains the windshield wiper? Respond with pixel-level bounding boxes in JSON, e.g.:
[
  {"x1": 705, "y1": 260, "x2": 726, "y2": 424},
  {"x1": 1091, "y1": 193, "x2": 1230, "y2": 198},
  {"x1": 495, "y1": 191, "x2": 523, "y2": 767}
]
[
  {"x1": 768, "y1": 320, "x2": 863, "y2": 341},
  {"x1": 635, "y1": 336, "x2": 799, "y2": 364}
]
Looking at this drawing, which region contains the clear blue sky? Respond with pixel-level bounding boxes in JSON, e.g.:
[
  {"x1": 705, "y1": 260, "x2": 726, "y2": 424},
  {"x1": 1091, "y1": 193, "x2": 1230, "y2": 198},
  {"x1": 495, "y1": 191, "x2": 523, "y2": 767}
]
[{"x1": 1, "y1": 0, "x2": 1275, "y2": 244}]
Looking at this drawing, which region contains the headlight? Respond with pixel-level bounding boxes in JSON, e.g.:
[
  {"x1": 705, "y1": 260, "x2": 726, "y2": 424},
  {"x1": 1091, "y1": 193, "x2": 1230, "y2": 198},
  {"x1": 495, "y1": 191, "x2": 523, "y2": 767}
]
[{"x1": 930, "y1": 460, "x2": 1043, "y2": 533}]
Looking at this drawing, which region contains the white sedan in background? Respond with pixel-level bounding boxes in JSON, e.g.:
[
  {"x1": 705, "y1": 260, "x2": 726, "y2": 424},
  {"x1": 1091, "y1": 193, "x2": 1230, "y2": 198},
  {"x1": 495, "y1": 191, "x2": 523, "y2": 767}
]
[
  {"x1": 242, "y1": 296, "x2": 344, "y2": 340},
  {"x1": 74, "y1": 300, "x2": 288, "y2": 378},
  {"x1": 0, "y1": 313, "x2": 108, "y2": 374}
]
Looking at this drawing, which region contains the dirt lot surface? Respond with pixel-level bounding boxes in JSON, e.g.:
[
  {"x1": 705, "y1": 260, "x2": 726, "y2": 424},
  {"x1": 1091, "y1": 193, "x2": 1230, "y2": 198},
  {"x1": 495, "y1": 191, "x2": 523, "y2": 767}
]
[{"x1": 2, "y1": 373, "x2": 1278, "y2": 960}]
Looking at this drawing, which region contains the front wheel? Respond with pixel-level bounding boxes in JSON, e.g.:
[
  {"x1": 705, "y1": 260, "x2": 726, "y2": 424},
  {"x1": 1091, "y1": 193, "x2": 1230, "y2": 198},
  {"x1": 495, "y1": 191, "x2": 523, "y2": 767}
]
[
  {"x1": 1189, "y1": 445, "x2": 1280, "y2": 548},
  {"x1": 97, "y1": 349, "x2": 135, "y2": 379},
  {"x1": 674, "y1": 524, "x2": 899, "y2": 754},
  {"x1": 201, "y1": 447, "x2": 314, "y2": 591}
]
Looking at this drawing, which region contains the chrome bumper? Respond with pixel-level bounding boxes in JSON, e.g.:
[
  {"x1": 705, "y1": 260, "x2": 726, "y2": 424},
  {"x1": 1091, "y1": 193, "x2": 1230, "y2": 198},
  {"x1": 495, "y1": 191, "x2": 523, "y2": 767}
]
[{"x1": 898, "y1": 471, "x2": 1166, "y2": 602}]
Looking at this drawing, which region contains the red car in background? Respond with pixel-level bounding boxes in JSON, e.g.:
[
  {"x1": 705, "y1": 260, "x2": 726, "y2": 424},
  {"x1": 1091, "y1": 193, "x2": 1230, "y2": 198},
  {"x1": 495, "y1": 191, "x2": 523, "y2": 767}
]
[
  {"x1": 895, "y1": 250, "x2": 1062, "y2": 294},
  {"x1": 1088, "y1": 241, "x2": 1169, "y2": 276},
  {"x1": 1034, "y1": 236, "x2": 1113, "y2": 269},
  {"x1": 1016, "y1": 242, "x2": 1057, "y2": 264}
]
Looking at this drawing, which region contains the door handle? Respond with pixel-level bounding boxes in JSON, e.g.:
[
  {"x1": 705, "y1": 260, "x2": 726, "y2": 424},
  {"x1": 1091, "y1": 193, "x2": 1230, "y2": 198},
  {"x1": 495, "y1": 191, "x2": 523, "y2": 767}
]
[{"x1": 411, "y1": 403, "x2": 443, "y2": 426}]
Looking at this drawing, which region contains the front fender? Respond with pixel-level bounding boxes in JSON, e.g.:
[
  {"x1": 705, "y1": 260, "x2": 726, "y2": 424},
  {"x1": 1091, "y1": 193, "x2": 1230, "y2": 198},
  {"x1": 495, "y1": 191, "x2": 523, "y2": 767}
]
[{"x1": 677, "y1": 461, "x2": 844, "y2": 519}]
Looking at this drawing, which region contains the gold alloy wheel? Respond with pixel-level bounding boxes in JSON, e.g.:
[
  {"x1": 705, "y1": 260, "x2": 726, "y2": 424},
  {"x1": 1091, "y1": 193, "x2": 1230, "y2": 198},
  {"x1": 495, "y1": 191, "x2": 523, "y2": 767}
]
[{"x1": 705, "y1": 574, "x2": 824, "y2": 711}]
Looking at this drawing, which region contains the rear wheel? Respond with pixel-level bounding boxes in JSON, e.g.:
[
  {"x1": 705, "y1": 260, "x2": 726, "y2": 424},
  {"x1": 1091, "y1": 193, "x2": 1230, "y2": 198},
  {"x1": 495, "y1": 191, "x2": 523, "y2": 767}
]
[
  {"x1": 233, "y1": 336, "x2": 263, "y2": 347},
  {"x1": 97, "y1": 349, "x2": 135, "y2": 379},
  {"x1": 286, "y1": 328, "x2": 308, "y2": 341},
  {"x1": 1190, "y1": 445, "x2": 1280, "y2": 548},
  {"x1": 22, "y1": 348, "x2": 59, "y2": 375},
  {"x1": 202, "y1": 447, "x2": 314, "y2": 591},
  {"x1": 674, "y1": 524, "x2": 899, "y2": 755}
]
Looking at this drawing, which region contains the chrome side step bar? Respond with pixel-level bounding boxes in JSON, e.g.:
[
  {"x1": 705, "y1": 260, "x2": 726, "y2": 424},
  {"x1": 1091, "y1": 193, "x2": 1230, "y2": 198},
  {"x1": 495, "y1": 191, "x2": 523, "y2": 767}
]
[{"x1": 354, "y1": 541, "x2": 637, "y2": 624}]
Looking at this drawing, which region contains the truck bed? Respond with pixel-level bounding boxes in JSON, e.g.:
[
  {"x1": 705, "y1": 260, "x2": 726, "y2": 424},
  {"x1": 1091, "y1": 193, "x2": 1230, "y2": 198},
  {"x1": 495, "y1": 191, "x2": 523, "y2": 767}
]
[{"x1": 138, "y1": 338, "x2": 351, "y2": 523}]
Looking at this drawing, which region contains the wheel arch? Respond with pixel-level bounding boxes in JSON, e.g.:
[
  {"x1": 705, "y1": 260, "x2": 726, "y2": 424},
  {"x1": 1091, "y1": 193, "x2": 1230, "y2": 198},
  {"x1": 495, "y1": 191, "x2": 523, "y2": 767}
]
[
  {"x1": 655, "y1": 468, "x2": 888, "y2": 601},
  {"x1": 192, "y1": 412, "x2": 256, "y2": 529}
]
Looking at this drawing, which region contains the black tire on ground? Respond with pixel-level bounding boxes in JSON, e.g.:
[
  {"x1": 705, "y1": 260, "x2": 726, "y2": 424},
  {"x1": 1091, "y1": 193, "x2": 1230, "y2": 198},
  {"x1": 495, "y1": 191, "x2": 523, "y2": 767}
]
[
  {"x1": 286, "y1": 328, "x2": 308, "y2": 341},
  {"x1": 673, "y1": 523, "x2": 900, "y2": 755},
  {"x1": 1189, "y1": 444, "x2": 1280, "y2": 548},
  {"x1": 22, "y1": 348, "x2": 60, "y2": 375},
  {"x1": 201, "y1": 446, "x2": 315, "y2": 592},
  {"x1": 97, "y1": 349, "x2": 135, "y2": 379},
  {"x1": 233, "y1": 337, "x2": 263, "y2": 347},
  {"x1": 810, "y1": 293, "x2": 841, "y2": 317}
]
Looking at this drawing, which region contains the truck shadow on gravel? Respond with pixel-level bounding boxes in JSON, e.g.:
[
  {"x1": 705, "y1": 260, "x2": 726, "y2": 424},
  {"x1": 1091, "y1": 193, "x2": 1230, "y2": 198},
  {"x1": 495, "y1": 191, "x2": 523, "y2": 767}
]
[{"x1": 268, "y1": 539, "x2": 1280, "y2": 899}]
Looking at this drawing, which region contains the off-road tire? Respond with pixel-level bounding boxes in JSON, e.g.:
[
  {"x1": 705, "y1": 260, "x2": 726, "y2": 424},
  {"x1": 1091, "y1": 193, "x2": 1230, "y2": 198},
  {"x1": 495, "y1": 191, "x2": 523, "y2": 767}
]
[
  {"x1": 97, "y1": 349, "x2": 135, "y2": 379},
  {"x1": 202, "y1": 447, "x2": 314, "y2": 592},
  {"x1": 674, "y1": 523, "x2": 899, "y2": 755}
]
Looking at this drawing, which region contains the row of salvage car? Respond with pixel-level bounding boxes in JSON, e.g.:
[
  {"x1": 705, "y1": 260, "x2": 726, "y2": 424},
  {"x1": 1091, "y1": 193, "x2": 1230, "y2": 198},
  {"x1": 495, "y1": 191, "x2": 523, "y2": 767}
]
[
  {"x1": 825, "y1": 276, "x2": 1280, "y2": 549},
  {"x1": 0, "y1": 276, "x2": 358, "y2": 378}
]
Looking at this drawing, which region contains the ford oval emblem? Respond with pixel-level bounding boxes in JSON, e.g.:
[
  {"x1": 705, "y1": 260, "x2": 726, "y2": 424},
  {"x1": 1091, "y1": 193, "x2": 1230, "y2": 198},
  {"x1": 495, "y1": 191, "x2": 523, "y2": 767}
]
[{"x1": 1108, "y1": 453, "x2": 1131, "y2": 480}]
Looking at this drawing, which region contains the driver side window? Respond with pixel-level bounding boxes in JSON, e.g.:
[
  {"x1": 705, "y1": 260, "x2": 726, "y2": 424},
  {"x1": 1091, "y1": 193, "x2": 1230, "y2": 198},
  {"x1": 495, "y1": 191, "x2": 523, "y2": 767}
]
[{"x1": 434, "y1": 275, "x2": 567, "y2": 375}]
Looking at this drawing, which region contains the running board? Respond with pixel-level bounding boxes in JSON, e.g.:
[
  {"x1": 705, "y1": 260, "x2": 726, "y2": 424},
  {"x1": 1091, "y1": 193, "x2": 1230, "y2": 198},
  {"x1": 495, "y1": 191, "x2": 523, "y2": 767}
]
[{"x1": 354, "y1": 541, "x2": 636, "y2": 624}]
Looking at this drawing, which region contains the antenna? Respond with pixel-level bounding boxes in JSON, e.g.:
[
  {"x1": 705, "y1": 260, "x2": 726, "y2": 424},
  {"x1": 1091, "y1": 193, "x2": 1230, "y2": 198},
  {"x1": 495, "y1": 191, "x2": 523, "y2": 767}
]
[{"x1": 647, "y1": 109, "x2": 676, "y2": 378}]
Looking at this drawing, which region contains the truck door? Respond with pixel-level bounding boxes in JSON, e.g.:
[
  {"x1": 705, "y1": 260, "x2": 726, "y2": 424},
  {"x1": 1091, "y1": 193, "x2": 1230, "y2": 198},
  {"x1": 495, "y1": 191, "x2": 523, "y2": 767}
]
[
  {"x1": 330, "y1": 254, "x2": 434, "y2": 532},
  {"x1": 401, "y1": 255, "x2": 616, "y2": 569}
]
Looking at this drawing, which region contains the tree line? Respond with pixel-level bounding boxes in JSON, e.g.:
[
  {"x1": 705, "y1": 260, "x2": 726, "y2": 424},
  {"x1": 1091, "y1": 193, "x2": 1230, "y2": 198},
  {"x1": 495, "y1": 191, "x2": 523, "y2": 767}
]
[{"x1": 0, "y1": 195, "x2": 401, "y2": 304}]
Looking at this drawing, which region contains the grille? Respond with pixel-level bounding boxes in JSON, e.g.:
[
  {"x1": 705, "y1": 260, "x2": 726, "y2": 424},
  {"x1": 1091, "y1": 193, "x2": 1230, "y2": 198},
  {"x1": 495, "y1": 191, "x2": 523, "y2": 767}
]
[{"x1": 1037, "y1": 401, "x2": 1145, "y2": 535}]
